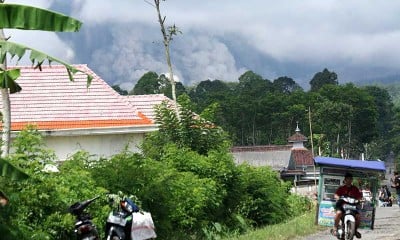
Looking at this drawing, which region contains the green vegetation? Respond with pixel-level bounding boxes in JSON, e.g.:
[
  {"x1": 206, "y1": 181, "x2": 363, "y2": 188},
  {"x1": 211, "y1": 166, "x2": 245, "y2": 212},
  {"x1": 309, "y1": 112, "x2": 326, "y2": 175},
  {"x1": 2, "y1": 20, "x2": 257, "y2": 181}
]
[
  {"x1": 0, "y1": 3, "x2": 398, "y2": 240},
  {"x1": 127, "y1": 68, "x2": 399, "y2": 161},
  {"x1": 0, "y1": 97, "x2": 312, "y2": 239},
  {"x1": 2, "y1": 65, "x2": 399, "y2": 239},
  {"x1": 224, "y1": 209, "x2": 327, "y2": 240}
]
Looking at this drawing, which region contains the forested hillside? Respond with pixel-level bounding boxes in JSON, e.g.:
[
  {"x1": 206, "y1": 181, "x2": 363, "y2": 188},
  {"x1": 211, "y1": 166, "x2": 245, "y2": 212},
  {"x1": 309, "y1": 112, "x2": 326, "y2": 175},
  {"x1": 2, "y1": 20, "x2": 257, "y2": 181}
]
[
  {"x1": 356, "y1": 77, "x2": 400, "y2": 107},
  {"x1": 118, "y1": 68, "x2": 400, "y2": 161},
  {"x1": 383, "y1": 84, "x2": 400, "y2": 107}
]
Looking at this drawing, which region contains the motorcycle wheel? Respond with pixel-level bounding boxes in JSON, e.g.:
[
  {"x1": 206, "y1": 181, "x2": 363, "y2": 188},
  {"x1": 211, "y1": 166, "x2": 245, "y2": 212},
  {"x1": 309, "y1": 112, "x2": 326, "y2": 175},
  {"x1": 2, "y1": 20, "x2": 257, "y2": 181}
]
[
  {"x1": 80, "y1": 233, "x2": 99, "y2": 240},
  {"x1": 345, "y1": 221, "x2": 355, "y2": 240},
  {"x1": 83, "y1": 236, "x2": 99, "y2": 240}
]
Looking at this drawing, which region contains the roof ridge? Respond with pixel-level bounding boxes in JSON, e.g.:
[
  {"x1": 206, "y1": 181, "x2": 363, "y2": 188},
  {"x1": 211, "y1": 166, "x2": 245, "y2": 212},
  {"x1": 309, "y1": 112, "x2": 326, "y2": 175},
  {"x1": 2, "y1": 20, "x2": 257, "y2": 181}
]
[
  {"x1": 127, "y1": 94, "x2": 167, "y2": 98},
  {"x1": 8, "y1": 64, "x2": 89, "y2": 70}
]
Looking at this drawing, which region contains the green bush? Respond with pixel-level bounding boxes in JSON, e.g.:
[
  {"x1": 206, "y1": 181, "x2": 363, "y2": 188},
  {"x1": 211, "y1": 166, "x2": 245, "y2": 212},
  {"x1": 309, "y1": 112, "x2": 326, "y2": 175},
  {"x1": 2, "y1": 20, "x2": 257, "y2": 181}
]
[
  {"x1": 0, "y1": 127, "x2": 109, "y2": 239},
  {"x1": 235, "y1": 164, "x2": 292, "y2": 226},
  {"x1": 0, "y1": 159, "x2": 109, "y2": 239},
  {"x1": 286, "y1": 194, "x2": 313, "y2": 217},
  {"x1": 89, "y1": 150, "x2": 220, "y2": 238},
  {"x1": 0, "y1": 108, "x2": 313, "y2": 239}
]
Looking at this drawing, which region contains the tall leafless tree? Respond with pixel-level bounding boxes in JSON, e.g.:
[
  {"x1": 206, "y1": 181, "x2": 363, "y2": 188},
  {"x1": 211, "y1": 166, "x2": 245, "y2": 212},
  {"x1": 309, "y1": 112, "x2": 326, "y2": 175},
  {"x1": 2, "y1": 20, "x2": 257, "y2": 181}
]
[{"x1": 146, "y1": 0, "x2": 181, "y2": 117}]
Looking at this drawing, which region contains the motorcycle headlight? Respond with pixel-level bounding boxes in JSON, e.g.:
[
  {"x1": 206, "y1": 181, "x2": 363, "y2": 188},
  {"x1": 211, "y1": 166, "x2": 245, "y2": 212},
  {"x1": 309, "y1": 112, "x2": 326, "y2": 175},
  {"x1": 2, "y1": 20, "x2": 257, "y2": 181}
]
[
  {"x1": 125, "y1": 202, "x2": 133, "y2": 213},
  {"x1": 121, "y1": 201, "x2": 133, "y2": 213}
]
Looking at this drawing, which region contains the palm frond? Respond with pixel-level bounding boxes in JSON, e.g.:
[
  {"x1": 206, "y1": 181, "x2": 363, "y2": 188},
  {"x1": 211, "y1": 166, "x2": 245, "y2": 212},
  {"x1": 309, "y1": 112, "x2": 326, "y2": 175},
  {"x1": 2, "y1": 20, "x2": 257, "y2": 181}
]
[
  {"x1": 0, "y1": 68, "x2": 21, "y2": 93},
  {"x1": 0, "y1": 158, "x2": 28, "y2": 181}
]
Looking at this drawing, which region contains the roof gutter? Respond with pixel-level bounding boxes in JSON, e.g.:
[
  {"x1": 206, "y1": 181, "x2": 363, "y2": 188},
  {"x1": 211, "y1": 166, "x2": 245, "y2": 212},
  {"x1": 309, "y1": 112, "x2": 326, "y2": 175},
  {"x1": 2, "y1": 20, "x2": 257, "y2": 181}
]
[{"x1": 11, "y1": 124, "x2": 159, "y2": 138}]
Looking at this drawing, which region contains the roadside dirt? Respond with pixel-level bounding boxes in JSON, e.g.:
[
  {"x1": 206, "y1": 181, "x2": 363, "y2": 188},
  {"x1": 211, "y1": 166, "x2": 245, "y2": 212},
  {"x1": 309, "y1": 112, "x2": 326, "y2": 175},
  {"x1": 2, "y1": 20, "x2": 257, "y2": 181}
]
[{"x1": 297, "y1": 205, "x2": 400, "y2": 240}]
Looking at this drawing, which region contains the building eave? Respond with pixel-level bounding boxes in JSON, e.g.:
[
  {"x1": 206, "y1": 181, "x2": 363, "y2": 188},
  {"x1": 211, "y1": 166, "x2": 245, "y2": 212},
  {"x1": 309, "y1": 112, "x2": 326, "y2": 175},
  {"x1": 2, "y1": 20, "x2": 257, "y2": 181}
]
[{"x1": 11, "y1": 124, "x2": 159, "y2": 137}]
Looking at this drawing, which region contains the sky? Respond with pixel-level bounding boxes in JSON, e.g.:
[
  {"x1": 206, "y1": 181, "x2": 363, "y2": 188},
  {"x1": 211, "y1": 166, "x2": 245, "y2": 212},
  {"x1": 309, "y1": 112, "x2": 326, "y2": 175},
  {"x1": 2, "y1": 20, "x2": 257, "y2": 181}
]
[{"x1": 5, "y1": 0, "x2": 400, "y2": 91}]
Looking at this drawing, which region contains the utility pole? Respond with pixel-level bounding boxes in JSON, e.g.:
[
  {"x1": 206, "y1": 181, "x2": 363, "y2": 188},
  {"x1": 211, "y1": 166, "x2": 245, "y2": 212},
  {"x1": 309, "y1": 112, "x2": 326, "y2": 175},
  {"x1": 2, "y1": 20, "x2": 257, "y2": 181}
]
[
  {"x1": 309, "y1": 106, "x2": 319, "y2": 225},
  {"x1": 309, "y1": 106, "x2": 316, "y2": 187}
]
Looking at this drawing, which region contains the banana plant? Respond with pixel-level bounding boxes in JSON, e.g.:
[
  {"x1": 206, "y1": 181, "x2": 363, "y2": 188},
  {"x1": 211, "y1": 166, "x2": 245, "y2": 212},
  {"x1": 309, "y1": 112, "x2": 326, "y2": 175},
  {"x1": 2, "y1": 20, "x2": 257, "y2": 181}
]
[
  {"x1": 0, "y1": 2, "x2": 93, "y2": 158},
  {"x1": 0, "y1": 2, "x2": 93, "y2": 196}
]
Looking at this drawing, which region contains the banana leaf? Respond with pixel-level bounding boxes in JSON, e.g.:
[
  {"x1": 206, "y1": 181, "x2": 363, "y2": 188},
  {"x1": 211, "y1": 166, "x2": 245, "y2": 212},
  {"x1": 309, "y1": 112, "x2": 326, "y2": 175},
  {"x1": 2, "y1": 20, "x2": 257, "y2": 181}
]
[
  {"x1": 0, "y1": 68, "x2": 21, "y2": 93},
  {"x1": 0, "y1": 158, "x2": 28, "y2": 181},
  {"x1": 0, "y1": 4, "x2": 82, "y2": 32},
  {"x1": 0, "y1": 40, "x2": 93, "y2": 86}
]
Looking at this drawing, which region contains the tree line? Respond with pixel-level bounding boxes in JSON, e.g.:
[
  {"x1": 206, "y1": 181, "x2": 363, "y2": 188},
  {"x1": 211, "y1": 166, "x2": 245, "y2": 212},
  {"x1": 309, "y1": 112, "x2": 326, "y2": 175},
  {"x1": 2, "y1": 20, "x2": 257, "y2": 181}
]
[{"x1": 114, "y1": 68, "x2": 400, "y2": 161}]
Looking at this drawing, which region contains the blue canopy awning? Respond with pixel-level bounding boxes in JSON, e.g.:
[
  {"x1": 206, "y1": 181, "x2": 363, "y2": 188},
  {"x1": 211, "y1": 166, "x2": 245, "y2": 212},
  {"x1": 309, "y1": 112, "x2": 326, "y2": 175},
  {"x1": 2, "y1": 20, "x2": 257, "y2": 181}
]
[{"x1": 314, "y1": 156, "x2": 386, "y2": 173}]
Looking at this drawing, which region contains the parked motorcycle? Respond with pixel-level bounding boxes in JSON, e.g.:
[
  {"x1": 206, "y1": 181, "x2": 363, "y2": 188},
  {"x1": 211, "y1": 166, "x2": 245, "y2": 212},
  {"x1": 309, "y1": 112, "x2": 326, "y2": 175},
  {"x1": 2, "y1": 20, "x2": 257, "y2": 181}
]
[
  {"x1": 336, "y1": 196, "x2": 360, "y2": 240},
  {"x1": 68, "y1": 196, "x2": 100, "y2": 240},
  {"x1": 105, "y1": 196, "x2": 140, "y2": 240}
]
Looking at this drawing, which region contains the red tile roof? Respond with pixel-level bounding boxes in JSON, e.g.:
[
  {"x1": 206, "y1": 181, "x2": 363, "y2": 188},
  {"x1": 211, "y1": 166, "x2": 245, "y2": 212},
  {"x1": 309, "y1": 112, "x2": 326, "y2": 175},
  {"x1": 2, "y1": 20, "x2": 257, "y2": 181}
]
[
  {"x1": 288, "y1": 132, "x2": 307, "y2": 142},
  {"x1": 291, "y1": 149, "x2": 314, "y2": 166},
  {"x1": 0, "y1": 65, "x2": 153, "y2": 131},
  {"x1": 126, "y1": 94, "x2": 173, "y2": 123}
]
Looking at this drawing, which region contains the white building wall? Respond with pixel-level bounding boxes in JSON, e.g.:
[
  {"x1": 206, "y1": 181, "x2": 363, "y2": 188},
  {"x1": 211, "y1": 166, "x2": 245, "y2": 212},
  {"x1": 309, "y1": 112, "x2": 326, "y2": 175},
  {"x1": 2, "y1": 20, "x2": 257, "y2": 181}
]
[
  {"x1": 231, "y1": 150, "x2": 291, "y2": 170},
  {"x1": 43, "y1": 133, "x2": 145, "y2": 160}
]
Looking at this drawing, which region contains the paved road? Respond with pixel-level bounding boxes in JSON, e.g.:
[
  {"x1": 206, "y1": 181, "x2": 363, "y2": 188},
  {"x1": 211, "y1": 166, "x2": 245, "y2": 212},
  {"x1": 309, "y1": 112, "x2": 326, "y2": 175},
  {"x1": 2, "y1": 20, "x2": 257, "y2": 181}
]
[{"x1": 297, "y1": 205, "x2": 400, "y2": 240}]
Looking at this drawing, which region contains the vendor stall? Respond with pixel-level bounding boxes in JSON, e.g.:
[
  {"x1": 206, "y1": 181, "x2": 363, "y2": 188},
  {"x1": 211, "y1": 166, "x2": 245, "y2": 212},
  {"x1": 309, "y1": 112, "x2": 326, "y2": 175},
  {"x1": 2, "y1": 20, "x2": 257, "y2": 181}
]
[{"x1": 314, "y1": 156, "x2": 386, "y2": 229}]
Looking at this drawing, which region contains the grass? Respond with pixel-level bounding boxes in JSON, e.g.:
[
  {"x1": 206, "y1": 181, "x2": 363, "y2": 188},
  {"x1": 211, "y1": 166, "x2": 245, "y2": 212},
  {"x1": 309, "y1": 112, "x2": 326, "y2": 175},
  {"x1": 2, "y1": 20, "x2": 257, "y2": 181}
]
[{"x1": 224, "y1": 208, "x2": 328, "y2": 240}]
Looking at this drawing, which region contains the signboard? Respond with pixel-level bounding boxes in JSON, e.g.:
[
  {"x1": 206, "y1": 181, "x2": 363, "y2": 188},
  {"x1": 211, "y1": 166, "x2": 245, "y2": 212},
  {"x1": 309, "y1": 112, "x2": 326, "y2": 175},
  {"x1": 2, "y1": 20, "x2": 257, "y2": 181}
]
[
  {"x1": 318, "y1": 200, "x2": 336, "y2": 226},
  {"x1": 359, "y1": 202, "x2": 374, "y2": 229}
]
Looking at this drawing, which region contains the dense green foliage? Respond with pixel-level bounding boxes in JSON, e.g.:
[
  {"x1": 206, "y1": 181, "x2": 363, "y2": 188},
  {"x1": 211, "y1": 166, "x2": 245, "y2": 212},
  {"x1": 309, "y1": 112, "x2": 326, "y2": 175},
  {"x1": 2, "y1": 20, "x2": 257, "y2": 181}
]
[
  {"x1": 0, "y1": 128, "x2": 108, "y2": 239},
  {"x1": 0, "y1": 102, "x2": 312, "y2": 239},
  {"x1": 309, "y1": 68, "x2": 338, "y2": 92},
  {"x1": 131, "y1": 71, "x2": 186, "y2": 99}
]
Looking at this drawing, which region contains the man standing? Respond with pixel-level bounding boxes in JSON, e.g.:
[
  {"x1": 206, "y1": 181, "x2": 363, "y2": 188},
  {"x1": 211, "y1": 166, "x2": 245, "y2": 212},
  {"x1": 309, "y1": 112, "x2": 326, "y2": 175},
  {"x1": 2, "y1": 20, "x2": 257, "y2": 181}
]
[{"x1": 390, "y1": 171, "x2": 400, "y2": 207}]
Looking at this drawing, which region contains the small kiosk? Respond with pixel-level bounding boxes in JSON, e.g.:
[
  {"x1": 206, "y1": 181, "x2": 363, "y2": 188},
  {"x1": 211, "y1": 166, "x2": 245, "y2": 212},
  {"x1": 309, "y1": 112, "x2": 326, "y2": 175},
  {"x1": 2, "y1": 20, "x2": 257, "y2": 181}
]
[{"x1": 314, "y1": 156, "x2": 386, "y2": 229}]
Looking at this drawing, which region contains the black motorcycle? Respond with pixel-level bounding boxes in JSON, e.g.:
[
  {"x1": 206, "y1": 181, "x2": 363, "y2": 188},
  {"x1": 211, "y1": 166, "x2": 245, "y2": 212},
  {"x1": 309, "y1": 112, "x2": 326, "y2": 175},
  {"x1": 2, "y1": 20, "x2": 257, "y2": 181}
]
[
  {"x1": 68, "y1": 196, "x2": 100, "y2": 240},
  {"x1": 105, "y1": 196, "x2": 140, "y2": 240}
]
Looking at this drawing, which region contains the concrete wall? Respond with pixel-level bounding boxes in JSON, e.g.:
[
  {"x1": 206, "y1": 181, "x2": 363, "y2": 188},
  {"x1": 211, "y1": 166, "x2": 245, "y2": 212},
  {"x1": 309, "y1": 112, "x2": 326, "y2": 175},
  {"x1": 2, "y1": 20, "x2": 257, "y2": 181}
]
[
  {"x1": 291, "y1": 184, "x2": 318, "y2": 198},
  {"x1": 42, "y1": 133, "x2": 145, "y2": 160}
]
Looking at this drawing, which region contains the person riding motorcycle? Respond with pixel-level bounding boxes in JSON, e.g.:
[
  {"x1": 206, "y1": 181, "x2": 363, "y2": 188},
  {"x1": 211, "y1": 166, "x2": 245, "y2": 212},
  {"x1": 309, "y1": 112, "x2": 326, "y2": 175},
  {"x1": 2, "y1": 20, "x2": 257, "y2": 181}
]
[{"x1": 331, "y1": 172, "x2": 362, "y2": 239}]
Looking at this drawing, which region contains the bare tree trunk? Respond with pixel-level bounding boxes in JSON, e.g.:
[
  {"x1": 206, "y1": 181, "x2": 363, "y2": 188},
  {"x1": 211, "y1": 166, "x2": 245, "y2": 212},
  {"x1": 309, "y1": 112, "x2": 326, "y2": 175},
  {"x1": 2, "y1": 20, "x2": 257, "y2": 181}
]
[
  {"x1": 0, "y1": 28, "x2": 10, "y2": 157},
  {"x1": 336, "y1": 133, "x2": 340, "y2": 155},
  {"x1": 0, "y1": 89, "x2": 10, "y2": 157},
  {"x1": 347, "y1": 119, "x2": 351, "y2": 158},
  {"x1": 153, "y1": 0, "x2": 180, "y2": 119}
]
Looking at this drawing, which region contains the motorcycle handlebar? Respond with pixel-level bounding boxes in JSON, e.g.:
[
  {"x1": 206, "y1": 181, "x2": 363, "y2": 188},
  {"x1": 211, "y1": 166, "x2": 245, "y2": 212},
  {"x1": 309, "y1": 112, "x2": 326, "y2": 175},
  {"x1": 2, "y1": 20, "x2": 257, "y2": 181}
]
[{"x1": 338, "y1": 196, "x2": 360, "y2": 204}]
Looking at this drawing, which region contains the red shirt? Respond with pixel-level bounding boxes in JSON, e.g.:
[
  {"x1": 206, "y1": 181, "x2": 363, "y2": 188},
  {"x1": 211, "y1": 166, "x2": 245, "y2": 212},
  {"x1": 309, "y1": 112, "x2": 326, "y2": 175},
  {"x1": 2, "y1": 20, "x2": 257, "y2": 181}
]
[{"x1": 335, "y1": 185, "x2": 362, "y2": 200}]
